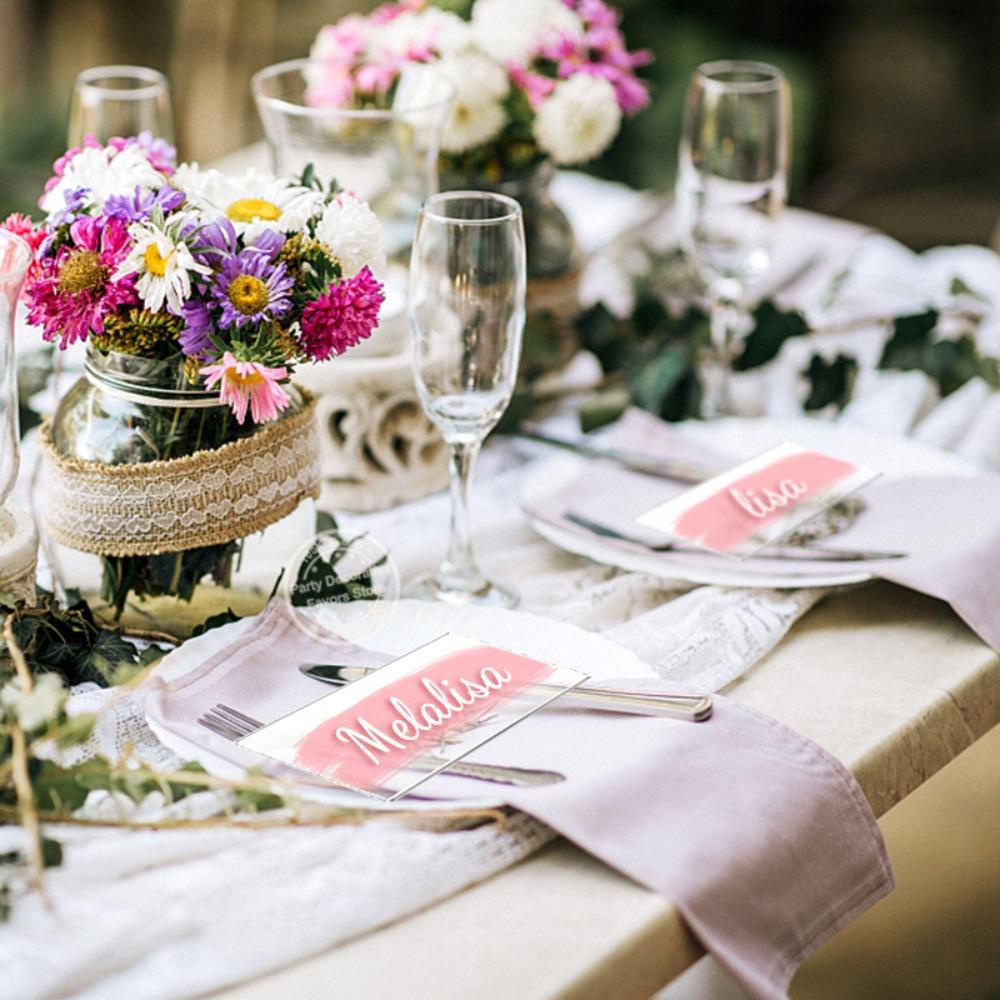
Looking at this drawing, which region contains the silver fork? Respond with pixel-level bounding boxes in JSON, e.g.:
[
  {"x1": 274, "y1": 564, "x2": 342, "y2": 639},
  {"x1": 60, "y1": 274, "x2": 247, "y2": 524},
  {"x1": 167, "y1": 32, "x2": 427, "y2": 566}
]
[{"x1": 197, "y1": 703, "x2": 565, "y2": 788}]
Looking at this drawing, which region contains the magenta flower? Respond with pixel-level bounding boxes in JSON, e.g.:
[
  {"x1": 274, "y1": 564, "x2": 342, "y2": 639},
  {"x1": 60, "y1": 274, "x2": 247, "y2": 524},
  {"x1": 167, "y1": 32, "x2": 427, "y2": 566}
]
[
  {"x1": 200, "y1": 351, "x2": 291, "y2": 424},
  {"x1": 509, "y1": 62, "x2": 557, "y2": 110},
  {"x1": 299, "y1": 266, "x2": 384, "y2": 361},
  {"x1": 26, "y1": 216, "x2": 137, "y2": 348}
]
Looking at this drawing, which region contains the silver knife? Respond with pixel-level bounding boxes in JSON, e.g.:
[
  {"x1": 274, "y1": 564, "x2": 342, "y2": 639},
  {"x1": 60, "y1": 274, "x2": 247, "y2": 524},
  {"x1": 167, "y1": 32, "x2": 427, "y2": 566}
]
[
  {"x1": 564, "y1": 511, "x2": 905, "y2": 562},
  {"x1": 513, "y1": 424, "x2": 723, "y2": 483},
  {"x1": 299, "y1": 663, "x2": 713, "y2": 722}
]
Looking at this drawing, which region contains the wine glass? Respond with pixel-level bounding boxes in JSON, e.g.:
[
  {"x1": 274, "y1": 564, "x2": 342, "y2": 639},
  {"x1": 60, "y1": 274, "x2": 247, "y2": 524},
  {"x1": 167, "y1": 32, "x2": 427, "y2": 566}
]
[
  {"x1": 68, "y1": 65, "x2": 174, "y2": 146},
  {"x1": 677, "y1": 60, "x2": 790, "y2": 417},
  {"x1": 409, "y1": 192, "x2": 526, "y2": 607}
]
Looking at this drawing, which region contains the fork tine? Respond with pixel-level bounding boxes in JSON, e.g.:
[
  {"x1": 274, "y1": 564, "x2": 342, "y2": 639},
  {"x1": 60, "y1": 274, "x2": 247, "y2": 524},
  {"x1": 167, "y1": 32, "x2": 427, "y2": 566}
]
[
  {"x1": 215, "y1": 704, "x2": 265, "y2": 730},
  {"x1": 197, "y1": 715, "x2": 245, "y2": 740},
  {"x1": 201, "y1": 707, "x2": 256, "y2": 736}
]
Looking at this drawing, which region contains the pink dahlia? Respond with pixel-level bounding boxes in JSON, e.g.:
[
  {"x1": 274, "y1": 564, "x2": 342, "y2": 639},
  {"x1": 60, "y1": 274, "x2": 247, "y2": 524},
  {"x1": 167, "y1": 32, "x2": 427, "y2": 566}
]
[
  {"x1": 25, "y1": 216, "x2": 137, "y2": 348},
  {"x1": 1, "y1": 213, "x2": 46, "y2": 300},
  {"x1": 299, "y1": 266, "x2": 384, "y2": 362},
  {"x1": 200, "y1": 352, "x2": 291, "y2": 425}
]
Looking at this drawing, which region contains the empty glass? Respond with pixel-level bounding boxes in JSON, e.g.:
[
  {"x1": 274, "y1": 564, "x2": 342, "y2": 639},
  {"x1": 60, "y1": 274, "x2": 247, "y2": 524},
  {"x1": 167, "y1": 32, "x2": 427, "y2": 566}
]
[
  {"x1": 68, "y1": 65, "x2": 174, "y2": 146},
  {"x1": 0, "y1": 232, "x2": 32, "y2": 507},
  {"x1": 409, "y1": 192, "x2": 526, "y2": 606},
  {"x1": 677, "y1": 60, "x2": 790, "y2": 417},
  {"x1": 252, "y1": 59, "x2": 454, "y2": 261}
]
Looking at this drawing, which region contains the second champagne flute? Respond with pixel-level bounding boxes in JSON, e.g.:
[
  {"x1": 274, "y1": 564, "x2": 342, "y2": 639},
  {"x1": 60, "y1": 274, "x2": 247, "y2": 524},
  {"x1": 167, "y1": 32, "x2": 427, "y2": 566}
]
[
  {"x1": 409, "y1": 192, "x2": 526, "y2": 607},
  {"x1": 677, "y1": 60, "x2": 790, "y2": 418}
]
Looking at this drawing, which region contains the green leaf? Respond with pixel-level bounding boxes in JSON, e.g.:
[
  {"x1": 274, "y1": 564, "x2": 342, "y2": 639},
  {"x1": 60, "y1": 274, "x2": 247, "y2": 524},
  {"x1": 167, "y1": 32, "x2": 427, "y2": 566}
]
[
  {"x1": 315, "y1": 511, "x2": 338, "y2": 535},
  {"x1": 732, "y1": 300, "x2": 809, "y2": 371},
  {"x1": 41, "y1": 837, "x2": 62, "y2": 868},
  {"x1": 878, "y1": 310, "x2": 939, "y2": 371},
  {"x1": 949, "y1": 276, "x2": 988, "y2": 302},
  {"x1": 190, "y1": 609, "x2": 242, "y2": 638},
  {"x1": 802, "y1": 354, "x2": 858, "y2": 411}
]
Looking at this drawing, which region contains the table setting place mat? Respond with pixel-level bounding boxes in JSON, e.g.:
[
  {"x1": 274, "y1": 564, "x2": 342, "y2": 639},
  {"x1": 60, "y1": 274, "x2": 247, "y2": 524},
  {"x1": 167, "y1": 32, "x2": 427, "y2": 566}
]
[
  {"x1": 138, "y1": 597, "x2": 893, "y2": 1000},
  {"x1": 523, "y1": 408, "x2": 1000, "y2": 651}
]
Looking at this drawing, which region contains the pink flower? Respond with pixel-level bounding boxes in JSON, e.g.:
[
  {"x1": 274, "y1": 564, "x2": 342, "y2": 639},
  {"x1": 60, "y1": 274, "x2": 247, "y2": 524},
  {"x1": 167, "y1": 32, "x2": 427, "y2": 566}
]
[
  {"x1": 200, "y1": 352, "x2": 291, "y2": 425},
  {"x1": 1, "y1": 214, "x2": 46, "y2": 300},
  {"x1": 509, "y1": 62, "x2": 557, "y2": 110},
  {"x1": 356, "y1": 61, "x2": 400, "y2": 95},
  {"x1": 299, "y1": 266, "x2": 384, "y2": 361},
  {"x1": 26, "y1": 216, "x2": 137, "y2": 349}
]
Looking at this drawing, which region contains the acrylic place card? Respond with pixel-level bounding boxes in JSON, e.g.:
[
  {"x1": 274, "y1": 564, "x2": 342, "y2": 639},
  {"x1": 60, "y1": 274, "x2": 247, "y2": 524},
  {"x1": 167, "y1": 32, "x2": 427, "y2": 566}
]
[
  {"x1": 237, "y1": 633, "x2": 588, "y2": 801},
  {"x1": 635, "y1": 443, "x2": 880, "y2": 558}
]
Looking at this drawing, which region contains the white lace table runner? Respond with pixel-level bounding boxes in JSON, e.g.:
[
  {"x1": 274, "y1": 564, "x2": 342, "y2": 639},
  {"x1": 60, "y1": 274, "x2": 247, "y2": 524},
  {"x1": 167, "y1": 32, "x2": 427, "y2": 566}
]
[{"x1": 6, "y1": 203, "x2": 1000, "y2": 1000}]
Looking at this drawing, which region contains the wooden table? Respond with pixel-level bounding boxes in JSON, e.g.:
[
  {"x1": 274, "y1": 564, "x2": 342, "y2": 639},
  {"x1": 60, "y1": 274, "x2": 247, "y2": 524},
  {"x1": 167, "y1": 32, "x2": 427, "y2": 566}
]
[{"x1": 213, "y1": 583, "x2": 1000, "y2": 999}]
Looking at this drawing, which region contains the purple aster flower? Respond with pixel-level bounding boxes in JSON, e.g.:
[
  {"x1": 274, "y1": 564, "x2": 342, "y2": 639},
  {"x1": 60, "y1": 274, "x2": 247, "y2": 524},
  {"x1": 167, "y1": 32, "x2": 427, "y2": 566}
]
[
  {"x1": 49, "y1": 186, "x2": 90, "y2": 228},
  {"x1": 180, "y1": 298, "x2": 216, "y2": 356},
  {"x1": 104, "y1": 184, "x2": 185, "y2": 222},
  {"x1": 185, "y1": 217, "x2": 239, "y2": 266},
  {"x1": 212, "y1": 250, "x2": 294, "y2": 329},
  {"x1": 245, "y1": 227, "x2": 285, "y2": 261}
]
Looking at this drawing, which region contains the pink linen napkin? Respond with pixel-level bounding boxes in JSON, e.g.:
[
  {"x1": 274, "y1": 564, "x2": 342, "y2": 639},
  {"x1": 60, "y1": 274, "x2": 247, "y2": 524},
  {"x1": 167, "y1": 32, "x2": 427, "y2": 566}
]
[
  {"x1": 525, "y1": 411, "x2": 1000, "y2": 650},
  {"x1": 144, "y1": 601, "x2": 893, "y2": 1000}
]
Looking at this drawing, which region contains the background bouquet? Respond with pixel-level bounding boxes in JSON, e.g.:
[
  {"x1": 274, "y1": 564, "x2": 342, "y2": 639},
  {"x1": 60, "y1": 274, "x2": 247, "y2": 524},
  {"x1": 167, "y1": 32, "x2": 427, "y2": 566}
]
[
  {"x1": 9, "y1": 134, "x2": 386, "y2": 623},
  {"x1": 308, "y1": 0, "x2": 652, "y2": 180}
]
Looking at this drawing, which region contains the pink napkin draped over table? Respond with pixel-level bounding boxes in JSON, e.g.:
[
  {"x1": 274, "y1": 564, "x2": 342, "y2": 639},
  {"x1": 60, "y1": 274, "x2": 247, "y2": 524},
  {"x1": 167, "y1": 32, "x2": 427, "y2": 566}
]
[
  {"x1": 145, "y1": 600, "x2": 893, "y2": 1000},
  {"x1": 526, "y1": 408, "x2": 1000, "y2": 651}
]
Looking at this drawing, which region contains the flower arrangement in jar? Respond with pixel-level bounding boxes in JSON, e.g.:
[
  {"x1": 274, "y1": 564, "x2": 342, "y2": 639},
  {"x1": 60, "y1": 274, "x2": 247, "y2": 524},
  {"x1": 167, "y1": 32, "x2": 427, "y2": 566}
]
[{"x1": 13, "y1": 133, "x2": 386, "y2": 629}]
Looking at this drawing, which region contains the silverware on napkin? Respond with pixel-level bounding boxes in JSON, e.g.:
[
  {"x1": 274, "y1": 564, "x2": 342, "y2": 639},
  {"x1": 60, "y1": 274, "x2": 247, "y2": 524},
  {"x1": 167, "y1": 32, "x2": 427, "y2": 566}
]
[
  {"x1": 513, "y1": 424, "x2": 724, "y2": 483},
  {"x1": 298, "y1": 664, "x2": 713, "y2": 722},
  {"x1": 564, "y1": 512, "x2": 906, "y2": 563},
  {"x1": 196, "y1": 704, "x2": 565, "y2": 788}
]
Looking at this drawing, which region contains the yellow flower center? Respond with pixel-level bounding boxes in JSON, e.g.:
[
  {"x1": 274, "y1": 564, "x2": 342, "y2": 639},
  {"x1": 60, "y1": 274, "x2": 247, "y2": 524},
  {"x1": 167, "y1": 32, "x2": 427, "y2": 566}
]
[
  {"x1": 143, "y1": 242, "x2": 173, "y2": 277},
  {"x1": 226, "y1": 198, "x2": 282, "y2": 223},
  {"x1": 228, "y1": 370, "x2": 265, "y2": 388},
  {"x1": 227, "y1": 274, "x2": 270, "y2": 315},
  {"x1": 57, "y1": 250, "x2": 106, "y2": 294}
]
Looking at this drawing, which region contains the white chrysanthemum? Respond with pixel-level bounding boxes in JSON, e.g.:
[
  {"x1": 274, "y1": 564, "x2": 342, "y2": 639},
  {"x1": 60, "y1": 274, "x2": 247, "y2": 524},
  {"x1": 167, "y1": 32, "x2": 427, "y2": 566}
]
[
  {"x1": 115, "y1": 219, "x2": 211, "y2": 314},
  {"x1": 438, "y1": 52, "x2": 509, "y2": 154},
  {"x1": 470, "y1": 0, "x2": 584, "y2": 63},
  {"x1": 377, "y1": 9, "x2": 472, "y2": 59},
  {"x1": 315, "y1": 192, "x2": 387, "y2": 277},
  {"x1": 534, "y1": 74, "x2": 622, "y2": 165},
  {"x1": 40, "y1": 144, "x2": 166, "y2": 219},
  {"x1": 173, "y1": 164, "x2": 326, "y2": 241},
  {"x1": 0, "y1": 673, "x2": 66, "y2": 731}
]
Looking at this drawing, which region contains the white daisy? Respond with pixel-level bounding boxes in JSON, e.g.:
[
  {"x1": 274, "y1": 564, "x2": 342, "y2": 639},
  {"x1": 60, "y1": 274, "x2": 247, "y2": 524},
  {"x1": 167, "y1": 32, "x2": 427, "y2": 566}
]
[
  {"x1": 376, "y1": 9, "x2": 472, "y2": 59},
  {"x1": 41, "y1": 144, "x2": 166, "y2": 219},
  {"x1": 314, "y1": 192, "x2": 387, "y2": 278},
  {"x1": 173, "y1": 165, "x2": 326, "y2": 242},
  {"x1": 114, "y1": 219, "x2": 210, "y2": 315},
  {"x1": 533, "y1": 74, "x2": 622, "y2": 165},
  {"x1": 438, "y1": 52, "x2": 509, "y2": 154},
  {"x1": 470, "y1": 0, "x2": 584, "y2": 64}
]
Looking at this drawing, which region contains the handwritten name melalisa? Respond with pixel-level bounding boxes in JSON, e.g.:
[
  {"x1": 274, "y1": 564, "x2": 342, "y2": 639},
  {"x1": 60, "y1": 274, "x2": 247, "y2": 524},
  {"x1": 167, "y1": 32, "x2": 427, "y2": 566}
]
[{"x1": 334, "y1": 666, "x2": 514, "y2": 766}]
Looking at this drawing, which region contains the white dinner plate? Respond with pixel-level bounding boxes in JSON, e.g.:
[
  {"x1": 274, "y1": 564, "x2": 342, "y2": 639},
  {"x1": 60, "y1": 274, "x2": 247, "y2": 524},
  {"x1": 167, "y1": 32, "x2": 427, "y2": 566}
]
[
  {"x1": 146, "y1": 598, "x2": 655, "y2": 812},
  {"x1": 523, "y1": 416, "x2": 979, "y2": 589}
]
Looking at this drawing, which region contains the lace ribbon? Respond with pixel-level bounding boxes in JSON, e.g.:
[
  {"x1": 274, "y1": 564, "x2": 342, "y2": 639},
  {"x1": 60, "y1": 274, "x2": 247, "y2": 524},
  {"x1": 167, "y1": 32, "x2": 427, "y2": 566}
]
[{"x1": 39, "y1": 391, "x2": 321, "y2": 557}]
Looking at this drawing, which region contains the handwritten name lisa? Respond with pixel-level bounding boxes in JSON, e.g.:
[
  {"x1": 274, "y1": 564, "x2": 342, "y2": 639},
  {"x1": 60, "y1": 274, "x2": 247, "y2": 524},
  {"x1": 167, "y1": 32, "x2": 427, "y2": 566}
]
[
  {"x1": 334, "y1": 666, "x2": 514, "y2": 766},
  {"x1": 729, "y1": 478, "x2": 807, "y2": 519}
]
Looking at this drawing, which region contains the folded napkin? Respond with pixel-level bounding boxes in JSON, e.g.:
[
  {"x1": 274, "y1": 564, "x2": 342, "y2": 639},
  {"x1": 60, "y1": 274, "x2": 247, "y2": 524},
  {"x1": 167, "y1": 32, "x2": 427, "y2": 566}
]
[
  {"x1": 145, "y1": 600, "x2": 893, "y2": 1000},
  {"x1": 526, "y1": 410, "x2": 1000, "y2": 650}
]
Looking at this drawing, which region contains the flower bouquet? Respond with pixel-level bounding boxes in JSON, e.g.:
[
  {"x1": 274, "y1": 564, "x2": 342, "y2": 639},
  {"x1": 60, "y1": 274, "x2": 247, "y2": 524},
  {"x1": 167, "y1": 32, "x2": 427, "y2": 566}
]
[
  {"x1": 14, "y1": 133, "x2": 386, "y2": 628},
  {"x1": 308, "y1": 0, "x2": 650, "y2": 374}
]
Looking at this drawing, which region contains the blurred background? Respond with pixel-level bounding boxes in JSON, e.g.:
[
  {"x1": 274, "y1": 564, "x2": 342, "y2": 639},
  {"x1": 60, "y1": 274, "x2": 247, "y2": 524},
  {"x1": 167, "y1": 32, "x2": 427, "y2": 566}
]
[{"x1": 4, "y1": 0, "x2": 1000, "y2": 249}]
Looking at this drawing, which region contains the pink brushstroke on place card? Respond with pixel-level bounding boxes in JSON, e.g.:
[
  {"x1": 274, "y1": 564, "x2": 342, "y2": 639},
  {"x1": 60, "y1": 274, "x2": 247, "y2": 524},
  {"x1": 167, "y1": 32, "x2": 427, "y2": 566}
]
[
  {"x1": 674, "y1": 450, "x2": 856, "y2": 551},
  {"x1": 293, "y1": 645, "x2": 554, "y2": 791},
  {"x1": 636, "y1": 442, "x2": 880, "y2": 558}
]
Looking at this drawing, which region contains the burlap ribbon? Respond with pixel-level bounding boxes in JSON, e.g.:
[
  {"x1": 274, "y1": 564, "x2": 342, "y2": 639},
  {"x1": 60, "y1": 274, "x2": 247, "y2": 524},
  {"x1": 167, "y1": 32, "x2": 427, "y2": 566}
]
[{"x1": 40, "y1": 391, "x2": 321, "y2": 557}]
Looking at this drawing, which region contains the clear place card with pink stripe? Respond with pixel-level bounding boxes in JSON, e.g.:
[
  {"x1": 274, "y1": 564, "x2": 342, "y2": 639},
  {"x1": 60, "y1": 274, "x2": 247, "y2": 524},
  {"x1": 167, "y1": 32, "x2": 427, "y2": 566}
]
[
  {"x1": 636, "y1": 443, "x2": 880, "y2": 558},
  {"x1": 237, "y1": 633, "x2": 588, "y2": 800}
]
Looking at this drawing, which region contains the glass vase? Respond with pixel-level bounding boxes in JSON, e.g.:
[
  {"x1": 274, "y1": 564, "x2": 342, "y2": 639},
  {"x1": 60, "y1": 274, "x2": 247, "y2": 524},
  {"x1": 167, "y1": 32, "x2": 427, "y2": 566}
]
[
  {"x1": 441, "y1": 160, "x2": 580, "y2": 378},
  {"x1": 43, "y1": 348, "x2": 318, "y2": 636},
  {"x1": 1, "y1": 231, "x2": 32, "y2": 508}
]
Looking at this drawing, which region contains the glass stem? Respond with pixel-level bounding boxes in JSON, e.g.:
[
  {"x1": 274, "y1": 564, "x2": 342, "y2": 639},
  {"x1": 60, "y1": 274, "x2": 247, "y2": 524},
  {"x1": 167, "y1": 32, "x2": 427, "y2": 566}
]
[
  {"x1": 703, "y1": 297, "x2": 742, "y2": 419},
  {"x1": 442, "y1": 438, "x2": 484, "y2": 590}
]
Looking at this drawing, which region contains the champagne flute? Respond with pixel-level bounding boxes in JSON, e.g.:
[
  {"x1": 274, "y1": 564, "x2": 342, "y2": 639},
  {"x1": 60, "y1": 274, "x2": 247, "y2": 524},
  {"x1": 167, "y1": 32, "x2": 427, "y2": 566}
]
[
  {"x1": 68, "y1": 65, "x2": 175, "y2": 146},
  {"x1": 677, "y1": 60, "x2": 790, "y2": 417},
  {"x1": 409, "y1": 192, "x2": 526, "y2": 607}
]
